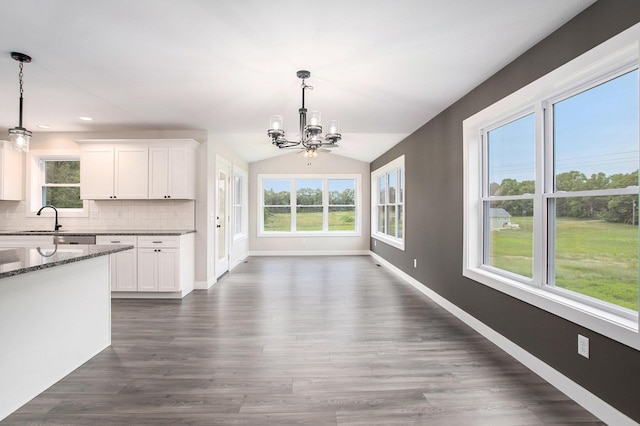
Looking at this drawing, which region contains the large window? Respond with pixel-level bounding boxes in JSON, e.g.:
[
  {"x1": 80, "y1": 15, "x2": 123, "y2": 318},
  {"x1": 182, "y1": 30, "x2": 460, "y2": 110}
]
[
  {"x1": 259, "y1": 175, "x2": 360, "y2": 235},
  {"x1": 371, "y1": 156, "x2": 405, "y2": 250},
  {"x1": 26, "y1": 151, "x2": 88, "y2": 217},
  {"x1": 464, "y1": 27, "x2": 640, "y2": 349}
]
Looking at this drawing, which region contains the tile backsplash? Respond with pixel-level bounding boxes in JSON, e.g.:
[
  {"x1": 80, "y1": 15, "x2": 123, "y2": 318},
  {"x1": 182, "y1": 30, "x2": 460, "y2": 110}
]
[{"x1": 0, "y1": 199, "x2": 195, "y2": 231}]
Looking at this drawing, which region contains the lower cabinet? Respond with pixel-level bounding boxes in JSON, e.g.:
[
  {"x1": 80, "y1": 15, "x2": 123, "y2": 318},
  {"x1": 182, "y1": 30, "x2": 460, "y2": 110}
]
[
  {"x1": 137, "y1": 247, "x2": 179, "y2": 291},
  {"x1": 96, "y1": 236, "x2": 137, "y2": 291},
  {"x1": 98, "y1": 233, "x2": 194, "y2": 297}
]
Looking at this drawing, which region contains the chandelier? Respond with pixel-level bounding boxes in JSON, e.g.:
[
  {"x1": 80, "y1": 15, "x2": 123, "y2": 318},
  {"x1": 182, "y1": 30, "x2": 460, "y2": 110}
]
[
  {"x1": 8, "y1": 52, "x2": 32, "y2": 153},
  {"x1": 268, "y1": 70, "x2": 341, "y2": 156}
]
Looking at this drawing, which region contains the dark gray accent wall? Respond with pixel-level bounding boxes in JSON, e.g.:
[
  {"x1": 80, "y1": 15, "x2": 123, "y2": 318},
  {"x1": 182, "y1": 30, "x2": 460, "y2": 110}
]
[{"x1": 371, "y1": 1, "x2": 640, "y2": 421}]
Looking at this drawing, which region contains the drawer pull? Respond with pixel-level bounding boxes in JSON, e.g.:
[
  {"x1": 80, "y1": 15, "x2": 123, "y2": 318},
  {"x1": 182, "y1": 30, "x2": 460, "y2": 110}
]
[
  {"x1": 110, "y1": 240, "x2": 120, "y2": 243},
  {"x1": 152, "y1": 241, "x2": 162, "y2": 244}
]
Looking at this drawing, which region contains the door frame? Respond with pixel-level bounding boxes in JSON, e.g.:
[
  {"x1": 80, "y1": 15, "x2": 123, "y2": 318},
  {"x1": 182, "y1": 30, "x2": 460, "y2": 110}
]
[{"x1": 215, "y1": 156, "x2": 231, "y2": 278}]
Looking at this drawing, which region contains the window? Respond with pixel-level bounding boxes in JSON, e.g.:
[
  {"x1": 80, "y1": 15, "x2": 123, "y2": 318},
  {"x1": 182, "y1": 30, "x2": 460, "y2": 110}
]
[
  {"x1": 42, "y1": 160, "x2": 83, "y2": 208},
  {"x1": 259, "y1": 175, "x2": 360, "y2": 235},
  {"x1": 26, "y1": 151, "x2": 89, "y2": 217},
  {"x1": 233, "y1": 167, "x2": 248, "y2": 240},
  {"x1": 371, "y1": 155, "x2": 405, "y2": 250},
  {"x1": 464, "y1": 25, "x2": 640, "y2": 349}
]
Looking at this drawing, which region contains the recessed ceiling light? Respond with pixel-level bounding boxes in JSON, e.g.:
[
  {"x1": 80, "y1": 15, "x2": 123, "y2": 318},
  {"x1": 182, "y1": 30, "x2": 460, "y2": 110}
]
[
  {"x1": 37, "y1": 124, "x2": 51, "y2": 129},
  {"x1": 78, "y1": 116, "x2": 93, "y2": 121}
]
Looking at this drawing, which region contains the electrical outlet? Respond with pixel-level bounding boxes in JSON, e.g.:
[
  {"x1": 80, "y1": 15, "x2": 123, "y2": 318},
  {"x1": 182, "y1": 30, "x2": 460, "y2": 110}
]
[
  {"x1": 374, "y1": 240, "x2": 376, "y2": 247},
  {"x1": 578, "y1": 334, "x2": 589, "y2": 358},
  {"x1": 173, "y1": 211, "x2": 178, "y2": 218},
  {"x1": 90, "y1": 210, "x2": 99, "y2": 219},
  {"x1": 413, "y1": 258, "x2": 417, "y2": 268}
]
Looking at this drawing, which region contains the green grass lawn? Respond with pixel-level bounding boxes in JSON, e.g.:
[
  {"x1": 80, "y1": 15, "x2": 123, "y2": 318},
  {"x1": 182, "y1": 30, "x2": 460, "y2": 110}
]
[
  {"x1": 491, "y1": 217, "x2": 638, "y2": 311},
  {"x1": 264, "y1": 210, "x2": 355, "y2": 232}
]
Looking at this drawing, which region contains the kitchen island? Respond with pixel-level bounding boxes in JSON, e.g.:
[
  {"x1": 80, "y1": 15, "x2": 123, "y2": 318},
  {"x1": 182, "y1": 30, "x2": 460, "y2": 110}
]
[{"x1": 0, "y1": 244, "x2": 133, "y2": 421}]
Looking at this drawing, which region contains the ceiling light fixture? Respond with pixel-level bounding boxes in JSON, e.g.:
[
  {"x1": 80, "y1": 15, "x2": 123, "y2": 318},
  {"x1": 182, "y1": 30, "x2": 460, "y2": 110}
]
[
  {"x1": 268, "y1": 70, "x2": 341, "y2": 157},
  {"x1": 8, "y1": 52, "x2": 32, "y2": 153}
]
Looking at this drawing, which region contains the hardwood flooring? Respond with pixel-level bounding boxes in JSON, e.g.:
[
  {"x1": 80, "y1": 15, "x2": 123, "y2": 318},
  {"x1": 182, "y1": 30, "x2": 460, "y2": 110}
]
[{"x1": 3, "y1": 256, "x2": 604, "y2": 425}]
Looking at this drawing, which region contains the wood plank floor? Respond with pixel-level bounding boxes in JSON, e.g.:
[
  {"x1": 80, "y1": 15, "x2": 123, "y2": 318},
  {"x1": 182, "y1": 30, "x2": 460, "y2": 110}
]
[{"x1": 3, "y1": 256, "x2": 604, "y2": 425}]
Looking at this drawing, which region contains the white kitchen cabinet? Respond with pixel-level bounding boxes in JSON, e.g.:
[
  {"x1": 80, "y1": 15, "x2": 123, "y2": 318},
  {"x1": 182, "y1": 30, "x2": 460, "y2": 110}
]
[
  {"x1": 79, "y1": 139, "x2": 198, "y2": 201},
  {"x1": 0, "y1": 141, "x2": 24, "y2": 201},
  {"x1": 80, "y1": 145, "x2": 148, "y2": 200},
  {"x1": 137, "y1": 236, "x2": 181, "y2": 292},
  {"x1": 96, "y1": 235, "x2": 137, "y2": 291},
  {"x1": 148, "y1": 146, "x2": 196, "y2": 200}
]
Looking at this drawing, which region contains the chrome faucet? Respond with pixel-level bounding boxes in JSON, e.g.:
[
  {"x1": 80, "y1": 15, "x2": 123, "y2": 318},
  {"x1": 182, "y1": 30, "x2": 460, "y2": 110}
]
[{"x1": 37, "y1": 205, "x2": 62, "y2": 231}]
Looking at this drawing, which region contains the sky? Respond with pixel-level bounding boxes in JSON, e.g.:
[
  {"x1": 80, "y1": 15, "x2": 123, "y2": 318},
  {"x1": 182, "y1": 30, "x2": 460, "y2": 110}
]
[
  {"x1": 488, "y1": 69, "x2": 639, "y2": 185},
  {"x1": 263, "y1": 178, "x2": 355, "y2": 193}
]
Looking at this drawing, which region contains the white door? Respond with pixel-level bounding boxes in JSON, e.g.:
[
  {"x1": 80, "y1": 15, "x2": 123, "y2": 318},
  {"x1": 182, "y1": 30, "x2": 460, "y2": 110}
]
[{"x1": 215, "y1": 158, "x2": 230, "y2": 278}]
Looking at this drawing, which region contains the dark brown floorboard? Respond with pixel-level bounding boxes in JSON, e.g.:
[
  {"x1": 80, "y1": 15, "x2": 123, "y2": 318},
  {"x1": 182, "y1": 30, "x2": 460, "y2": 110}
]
[{"x1": 2, "y1": 256, "x2": 604, "y2": 425}]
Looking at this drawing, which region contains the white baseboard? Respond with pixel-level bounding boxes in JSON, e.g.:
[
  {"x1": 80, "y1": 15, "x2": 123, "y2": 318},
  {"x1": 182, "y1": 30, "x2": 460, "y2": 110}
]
[
  {"x1": 194, "y1": 276, "x2": 216, "y2": 290},
  {"x1": 370, "y1": 252, "x2": 636, "y2": 426},
  {"x1": 249, "y1": 250, "x2": 370, "y2": 256},
  {"x1": 230, "y1": 254, "x2": 249, "y2": 271}
]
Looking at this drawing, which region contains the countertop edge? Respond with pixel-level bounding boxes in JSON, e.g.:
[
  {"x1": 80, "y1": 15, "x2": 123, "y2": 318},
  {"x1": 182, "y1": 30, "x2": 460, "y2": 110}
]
[
  {"x1": 0, "y1": 245, "x2": 134, "y2": 279},
  {"x1": 0, "y1": 230, "x2": 196, "y2": 237}
]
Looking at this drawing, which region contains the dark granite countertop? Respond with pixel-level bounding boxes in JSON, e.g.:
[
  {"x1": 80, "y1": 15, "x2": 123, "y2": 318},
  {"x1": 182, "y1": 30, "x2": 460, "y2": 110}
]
[
  {"x1": 0, "y1": 230, "x2": 195, "y2": 237},
  {"x1": 0, "y1": 244, "x2": 134, "y2": 279}
]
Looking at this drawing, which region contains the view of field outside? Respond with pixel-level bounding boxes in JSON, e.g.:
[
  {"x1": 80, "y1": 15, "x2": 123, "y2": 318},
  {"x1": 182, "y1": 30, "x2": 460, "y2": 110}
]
[
  {"x1": 487, "y1": 70, "x2": 639, "y2": 311},
  {"x1": 263, "y1": 178, "x2": 356, "y2": 232},
  {"x1": 43, "y1": 160, "x2": 82, "y2": 208}
]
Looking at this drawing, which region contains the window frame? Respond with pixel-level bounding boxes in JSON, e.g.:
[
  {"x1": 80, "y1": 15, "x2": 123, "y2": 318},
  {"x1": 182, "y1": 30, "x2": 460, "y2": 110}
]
[
  {"x1": 26, "y1": 150, "x2": 89, "y2": 218},
  {"x1": 232, "y1": 166, "x2": 248, "y2": 242},
  {"x1": 258, "y1": 174, "x2": 361, "y2": 237},
  {"x1": 463, "y1": 25, "x2": 640, "y2": 350},
  {"x1": 371, "y1": 155, "x2": 405, "y2": 250}
]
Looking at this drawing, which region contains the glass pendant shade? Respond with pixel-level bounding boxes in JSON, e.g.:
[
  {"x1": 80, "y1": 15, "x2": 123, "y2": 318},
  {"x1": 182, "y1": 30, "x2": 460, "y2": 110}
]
[
  {"x1": 270, "y1": 115, "x2": 284, "y2": 131},
  {"x1": 9, "y1": 128, "x2": 31, "y2": 153},
  {"x1": 308, "y1": 111, "x2": 322, "y2": 126},
  {"x1": 328, "y1": 120, "x2": 340, "y2": 135}
]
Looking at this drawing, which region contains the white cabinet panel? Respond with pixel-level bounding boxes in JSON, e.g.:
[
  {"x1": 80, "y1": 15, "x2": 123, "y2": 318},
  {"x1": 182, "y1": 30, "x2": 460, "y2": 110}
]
[
  {"x1": 114, "y1": 147, "x2": 148, "y2": 199},
  {"x1": 96, "y1": 235, "x2": 137, "y2": 291},
  {"x1": 0, "y1": 143, "x2": 24, "y2": 201},
  {"x1": 148, "y1": 146, "x2": 195, "y2": 200},
  {"x1": 80, "y1": 146, "x2": 114, "y2": 200}
]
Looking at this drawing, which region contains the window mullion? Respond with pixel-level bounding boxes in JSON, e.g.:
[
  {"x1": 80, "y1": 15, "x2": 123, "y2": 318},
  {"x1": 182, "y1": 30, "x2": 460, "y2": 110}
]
[
  {"x1": 533, "y1": 102, "x2": 547, "y2": 288},
  {"x1": 291, "y1": 179, "x2": 296, "y2": 232}
]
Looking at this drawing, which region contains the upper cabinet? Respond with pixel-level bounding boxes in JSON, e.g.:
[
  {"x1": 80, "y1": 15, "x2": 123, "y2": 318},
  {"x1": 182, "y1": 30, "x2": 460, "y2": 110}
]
[
  {"x1": 0, "y1": 141, "x2": 24, "y2": 201},
  {"x1": 78, "y1": 139, "x2": 198, "y2": 200},
  {"x1": 148, "y1": 146, "x2": 196, "y2": 200}
]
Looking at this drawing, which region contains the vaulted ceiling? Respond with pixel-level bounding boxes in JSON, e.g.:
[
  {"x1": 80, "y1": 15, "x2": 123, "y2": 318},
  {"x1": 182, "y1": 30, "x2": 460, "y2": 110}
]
[{"x1": 0, "y1": 0, "x2": 595, "y2": 163}]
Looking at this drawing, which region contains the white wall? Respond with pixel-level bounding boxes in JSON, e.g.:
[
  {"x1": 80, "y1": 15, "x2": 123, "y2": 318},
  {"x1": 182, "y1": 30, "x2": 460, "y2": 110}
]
[
  {"x1": 249, "y1": 152, "x2": 370, "y2": 254},
  {"x1": 195, "y1": 133, "x2": 250, "y2": 289}
]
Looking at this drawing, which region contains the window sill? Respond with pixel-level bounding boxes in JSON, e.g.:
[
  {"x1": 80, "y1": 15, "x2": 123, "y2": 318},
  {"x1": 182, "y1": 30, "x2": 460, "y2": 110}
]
[
  {"x1": 463, "y1": 266, "x2": 639, "y2": 350},
  {"x1": 259, "y1": 231, "x2": 361, "y2": 238},
  {"x1": 372, "y1": 232, "x2": 405, "y2": 251}
]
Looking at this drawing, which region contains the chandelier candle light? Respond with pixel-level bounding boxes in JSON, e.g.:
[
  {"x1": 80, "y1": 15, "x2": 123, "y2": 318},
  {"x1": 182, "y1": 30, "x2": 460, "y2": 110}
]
[
  {"x1": 8, "y1": 52, "x2": 33, "y2": 153},
  {"x1": 268, "y1": 70, "x2": 341, "y2": 157}
]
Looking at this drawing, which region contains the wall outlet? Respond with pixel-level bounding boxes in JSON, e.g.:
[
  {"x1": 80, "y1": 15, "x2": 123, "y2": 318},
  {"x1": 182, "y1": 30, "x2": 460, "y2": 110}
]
[
  {"x1": 578, "y1": 334, "x2": 589, "y2": 358},
  {"x1": 374, "y1": 240, "x2": 376, "y2": 247},
  {"x1": 413, "y1": 258, "x2": 417, "y2": 268},
  {"x1": 90, "y1": 210, "x2": 99, "y2": 219}
]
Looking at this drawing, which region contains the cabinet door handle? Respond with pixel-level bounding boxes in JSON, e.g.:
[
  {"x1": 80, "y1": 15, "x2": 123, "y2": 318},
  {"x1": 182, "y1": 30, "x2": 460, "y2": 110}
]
[
  {"x1": 110, "y1": 240, "x2": 120, "y2": 243},
  {"x1": 152, "y1": 241, "x2": 162, "y2": 244}
]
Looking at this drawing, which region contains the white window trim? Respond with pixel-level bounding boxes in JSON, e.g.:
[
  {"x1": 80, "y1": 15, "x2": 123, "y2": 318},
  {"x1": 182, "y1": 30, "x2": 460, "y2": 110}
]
[
  {"x1": 463, "y1": 24, "x2": 640, "y2": 350},
  {"x1": 257, "y1": 174, "x2": 362, "y2": 237},
  {"x1": 26, "y1": 150, "x2": 89, "y2": 218},
  {"x1": 371, "y1": 155, "x2": 405, "y2": 250},
  {"x1": 232, "y1": 165, "x2": 248, "y2": 242}
]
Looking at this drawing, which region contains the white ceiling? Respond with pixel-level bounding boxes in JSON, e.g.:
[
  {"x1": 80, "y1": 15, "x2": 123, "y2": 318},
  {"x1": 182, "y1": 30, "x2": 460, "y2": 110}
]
[{"x1": 0, "y1": 0, "x2": 595, "y2": 163}]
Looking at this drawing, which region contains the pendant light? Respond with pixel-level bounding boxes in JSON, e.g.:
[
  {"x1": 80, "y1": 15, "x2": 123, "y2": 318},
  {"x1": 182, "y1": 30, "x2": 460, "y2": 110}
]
[{"x1": 8, "y1": 52, "x2": 32, "y2": 153}]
